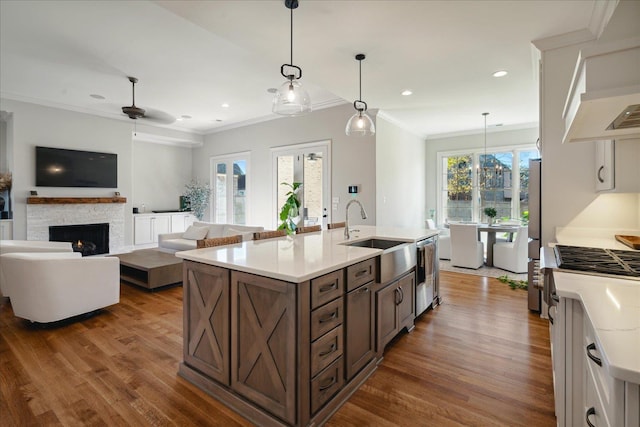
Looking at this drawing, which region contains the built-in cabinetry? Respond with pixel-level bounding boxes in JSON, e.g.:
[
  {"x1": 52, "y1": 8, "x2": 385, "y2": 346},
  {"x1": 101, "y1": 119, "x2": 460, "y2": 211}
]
[
  {"x1": 180, "y1": 256, "x2": 384, "y2": 427},
  {"x1": 595, "y1": 139, "x2": 640, "y2": 193},
  {"x1": 0, "y1": 219, "x2": 12, "y2": 240},
  {"x1": 376, "y1": 271, "x2": 415, "y2": 352},
  {"x1": 554, "y1": 296, "x2": 640, "y2": 427},
  {"x1": 133, "y1": 212, "x2": 195, "y2": 246}
]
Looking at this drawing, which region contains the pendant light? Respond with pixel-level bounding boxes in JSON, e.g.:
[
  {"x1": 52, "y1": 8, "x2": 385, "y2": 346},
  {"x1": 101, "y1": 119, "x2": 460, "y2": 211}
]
[
  {"x1": 272, "y1": 0, "x2": 311, "y2": 116},
  {"x1": 346, "y1": 54, "x2": 375, "y2": 136}
]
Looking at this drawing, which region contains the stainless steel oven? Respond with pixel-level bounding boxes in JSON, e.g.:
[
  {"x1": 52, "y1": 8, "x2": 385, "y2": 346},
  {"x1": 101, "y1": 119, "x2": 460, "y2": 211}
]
[{"x1": 416, "y1": 236, "x2": 440, "y2": 315}]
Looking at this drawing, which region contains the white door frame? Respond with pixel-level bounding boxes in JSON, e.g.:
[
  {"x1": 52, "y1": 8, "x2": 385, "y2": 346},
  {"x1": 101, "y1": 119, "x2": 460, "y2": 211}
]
[
  {"x1": 209, "y1": 151, "x2": 251, "y2": 224},
  {"x1": 271, "y1": 140, "x2": 331, "y2": 230}
]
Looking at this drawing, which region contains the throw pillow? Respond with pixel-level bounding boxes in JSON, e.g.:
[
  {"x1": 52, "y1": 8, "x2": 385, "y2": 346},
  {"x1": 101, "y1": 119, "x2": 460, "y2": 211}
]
[{"x1": 182, "y1": 225, "x2": 209, "y2": 240}]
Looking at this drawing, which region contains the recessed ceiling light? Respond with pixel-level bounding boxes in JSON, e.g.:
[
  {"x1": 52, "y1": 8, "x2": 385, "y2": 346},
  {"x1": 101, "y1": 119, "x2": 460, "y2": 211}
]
[
  {"x1": 89, "y1": 94, "x2": 105, "y2": 100},
  {"x1": 221, "y1": 103, "x2": 230, "y2": 108},
  {"x1": 401, "y1": 90, "x2": 413, "y2": 96},
  {"x1": 181, "y1": 115, "x2": 192, "y2": 119},
  {"x1": 492, "y1": 70, "x2": 508, "y2": 77}
]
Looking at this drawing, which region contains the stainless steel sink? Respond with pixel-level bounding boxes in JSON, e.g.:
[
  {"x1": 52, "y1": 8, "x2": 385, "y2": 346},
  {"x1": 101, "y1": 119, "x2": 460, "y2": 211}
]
[
  {"x1": 343, "y1": 238, "x2": 416, "y2": 284},
  {"x1": 343, "y1": 238, "x2": 406, "y2": 250}
]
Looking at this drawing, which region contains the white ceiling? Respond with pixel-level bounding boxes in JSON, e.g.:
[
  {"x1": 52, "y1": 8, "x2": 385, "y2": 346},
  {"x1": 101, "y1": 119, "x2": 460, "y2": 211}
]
[{"x1": 0, "y1": 0, "x2": 608, "y2": 140}]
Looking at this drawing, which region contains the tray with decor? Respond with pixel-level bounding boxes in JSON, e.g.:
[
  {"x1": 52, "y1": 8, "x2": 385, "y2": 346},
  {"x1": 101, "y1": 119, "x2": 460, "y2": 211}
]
[{"x1": 615, "y1": 235, "x2": 640, "y2": 250}]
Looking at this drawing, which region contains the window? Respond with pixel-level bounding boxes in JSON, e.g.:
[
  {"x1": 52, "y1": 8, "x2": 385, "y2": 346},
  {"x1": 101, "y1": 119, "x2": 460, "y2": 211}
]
[
  {"x1": 437, "y1": 145, "x2": 537, "y2": 225},
  {"x1": 211, "y1": 153, "x2": 250, "y2": 224}
]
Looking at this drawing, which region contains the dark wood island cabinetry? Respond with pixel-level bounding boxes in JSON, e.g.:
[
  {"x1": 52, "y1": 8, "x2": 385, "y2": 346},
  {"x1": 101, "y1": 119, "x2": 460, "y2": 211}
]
[{"x1": 179, "y1": 258, "x2": 384, "y2": 427}]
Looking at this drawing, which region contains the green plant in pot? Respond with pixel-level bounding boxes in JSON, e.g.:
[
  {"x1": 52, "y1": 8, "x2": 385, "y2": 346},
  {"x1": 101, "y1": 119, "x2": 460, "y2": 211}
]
[
  {"x1": 278, "y1": 182, "x2": 302, "y2": 235},
  {"x1": 484, "y1": 207, "x2": 497, "y2": 225},
  {"x1": 183, "y1": 180, "x2": 212, "y2": 221}
]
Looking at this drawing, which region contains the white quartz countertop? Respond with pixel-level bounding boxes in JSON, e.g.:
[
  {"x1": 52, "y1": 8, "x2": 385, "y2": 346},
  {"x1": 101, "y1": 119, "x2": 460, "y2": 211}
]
[
  {"x1": 553, "y1": 271, "x2": 640, "y2": 384},
  {"x1": 175, "y1": 225, "x2": 438, "y2": 283}
]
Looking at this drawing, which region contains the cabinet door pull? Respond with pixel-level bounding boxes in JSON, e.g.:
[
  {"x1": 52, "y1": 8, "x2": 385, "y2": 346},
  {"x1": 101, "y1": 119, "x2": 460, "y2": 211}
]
[
  {"x1": 586, "y1": 343, "x2": 602, "y2": 367},
  {"x1": 548, "y1": 311, "x2": 554, "y2": 325},
  {"x1": 319, "y1": 311, "x2": 338, "y2": 324},
  {"x1": 319, "y1": 283, "x2": 337, "y2": 293},
  {"x1": 319, "y1": 376, "x2": 336, "y2": 391},
  {"x1": 319, "y1": 343, "x2": 337, "y2": 357},
  {"x1": 398, "y1": 286, "x2": 404, "y2": 304},
  {"x1": 551, "y1": 292, "x2": 559, "y2": 303},
  {"x1": 585, "y1": 407, "x2": 596, "y2": 427},
  {"x1": 597, "y1": 165, "x2": 605, "y2": 183},
  {"x1": 356, "y1": 286, "x2": 370, "y2": 294},
  {"x1": 355, "y1": 269, "x2": 368, "y2": 278},
  {"x1": 394, "y1": 288, "x2": 401, "y2": 305}
]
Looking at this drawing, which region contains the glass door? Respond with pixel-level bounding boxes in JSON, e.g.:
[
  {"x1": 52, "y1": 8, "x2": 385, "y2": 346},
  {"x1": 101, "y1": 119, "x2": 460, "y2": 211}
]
[
  {"x1": 211, "y1": 153, "x2": 250, "y2": 224},
  {"x1": 273, "y1": 142, "x2": 330, "y2": 230}
]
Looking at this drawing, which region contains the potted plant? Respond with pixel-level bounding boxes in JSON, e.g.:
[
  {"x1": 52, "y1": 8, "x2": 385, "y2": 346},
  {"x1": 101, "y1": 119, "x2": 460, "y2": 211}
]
[
  {"x1": 183, "y1": 180, "x2": 212, "y2": 221},
  {"x1": 483, "y1": 207, "x2": 497, "y2": 225},
  {"x1": 278, "y1": 182, "x2": 302, "y2": 235}
]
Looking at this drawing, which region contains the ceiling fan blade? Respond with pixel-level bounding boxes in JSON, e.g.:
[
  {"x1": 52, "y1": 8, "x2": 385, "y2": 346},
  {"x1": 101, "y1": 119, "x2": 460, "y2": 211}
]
[{"x1": 141, "y1": 108, "x2": 176, "y2": 125}]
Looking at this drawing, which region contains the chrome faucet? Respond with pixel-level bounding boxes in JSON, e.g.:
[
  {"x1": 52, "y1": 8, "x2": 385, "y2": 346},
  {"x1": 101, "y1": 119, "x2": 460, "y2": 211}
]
[{"x1": 344, "y1": 199, "x2": 368, "y2": 239}]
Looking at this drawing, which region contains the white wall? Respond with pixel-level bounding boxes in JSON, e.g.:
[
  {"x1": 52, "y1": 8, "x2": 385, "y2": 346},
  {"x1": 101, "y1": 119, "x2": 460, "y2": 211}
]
[
  {"x1": 0, "y1": 98, "x2": 197, "y2": 244},
  {"x1": 194, "y1": 104, "x2": 377, "y2": 229},
  {"x1": 375, "y1": 115, "x2": 427, "y2": 228},
  {"x1": 425, "y1": 127, "x2": 539, "y2": 225},
  {"x1": 538, "y1": 0, "x2": 640, "y2": 244},
  {"x1": 132, "y1": 140, "x2": 192, "y2": 212}
]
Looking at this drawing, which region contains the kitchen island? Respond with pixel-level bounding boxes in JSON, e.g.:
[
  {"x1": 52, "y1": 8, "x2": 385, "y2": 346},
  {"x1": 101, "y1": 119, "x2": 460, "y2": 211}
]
[{"x1": 175, "y1": 226, "x2": 438, "y2": 427}]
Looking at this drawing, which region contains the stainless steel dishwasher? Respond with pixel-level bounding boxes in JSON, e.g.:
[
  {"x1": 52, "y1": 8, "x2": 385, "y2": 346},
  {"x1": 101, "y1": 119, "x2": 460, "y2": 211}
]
[{"x1": 416, "y1": 236, "x2": 440, "y2": 315}]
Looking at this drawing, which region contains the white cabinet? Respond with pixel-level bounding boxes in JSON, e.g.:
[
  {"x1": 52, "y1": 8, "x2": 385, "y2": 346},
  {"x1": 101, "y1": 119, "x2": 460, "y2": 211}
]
[
  {"x1": 555, "y1": 295, "x2": 640, "y2": 427},
  {"x1": 170, "y1": 213, "x2": 196, "y2": 233},
  {"x1": 596, "y1": 139, "x2": 640, "y2": 193},
  {"x1": 595, "y1": 140, "x2": 614, "y2": 191},
  {"x1": 0, "y1": 220, "x2": 12, "y2": 240},
  {"x1": 134, "y1": 214, "x2": 171, "y2": 245}
]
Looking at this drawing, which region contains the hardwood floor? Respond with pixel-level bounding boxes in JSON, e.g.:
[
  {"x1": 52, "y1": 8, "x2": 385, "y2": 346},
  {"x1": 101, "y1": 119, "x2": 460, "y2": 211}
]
[{"x1": 0, "y1": 272, "x2": 555, "y2": 426}]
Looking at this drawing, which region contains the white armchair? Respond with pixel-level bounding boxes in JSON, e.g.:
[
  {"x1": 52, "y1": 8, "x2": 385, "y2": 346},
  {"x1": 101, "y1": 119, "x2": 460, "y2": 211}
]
[
  {"x1": 1, "y1": 252, "x2": 120, "y2": 323},
  {"x1": 493, "y1": 226, "x2": 528, "y2": 273},
  {"x1": 1, "y1": 240, "x2": 73, "y2": 297},
  {"x1": 450, "y1": 223, "x2": 484, "y2": 269}
]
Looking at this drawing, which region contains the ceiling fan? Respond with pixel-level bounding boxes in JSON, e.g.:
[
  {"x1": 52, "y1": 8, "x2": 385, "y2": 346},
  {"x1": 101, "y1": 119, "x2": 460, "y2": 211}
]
[{"x1": 121, "y1": 77, "x2": 176, "y2": 125}]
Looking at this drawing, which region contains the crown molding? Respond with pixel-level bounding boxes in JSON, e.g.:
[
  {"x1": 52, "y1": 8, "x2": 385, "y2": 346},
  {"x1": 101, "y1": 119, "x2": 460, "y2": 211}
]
[
  {"x1": 376, "y1": 110, "x2": 427, "y2": 139},
  {"x1": 426, "y1": 122, "x2": 538, "y2": 140},
  {"x1": 589, "y1": 0, "x2": 619, "y2": 40},
  {"x1": 532, "y1": 28, "x2": 596, "y2": 52}
]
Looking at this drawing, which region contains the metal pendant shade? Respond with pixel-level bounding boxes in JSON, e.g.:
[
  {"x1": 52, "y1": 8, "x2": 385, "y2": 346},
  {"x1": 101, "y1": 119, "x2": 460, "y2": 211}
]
[
  {"x1": 272, "y1": 0, "x2": 311, "y2": 116},
  {"x1": 346, "y1": 54, "x2": 375, "y2": 136}
]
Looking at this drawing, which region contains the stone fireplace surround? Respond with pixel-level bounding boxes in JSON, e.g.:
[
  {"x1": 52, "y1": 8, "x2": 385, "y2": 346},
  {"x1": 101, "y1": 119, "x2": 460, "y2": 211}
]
[{"x1": 26, "y1": 197, "x2": 126, "y2": 254}]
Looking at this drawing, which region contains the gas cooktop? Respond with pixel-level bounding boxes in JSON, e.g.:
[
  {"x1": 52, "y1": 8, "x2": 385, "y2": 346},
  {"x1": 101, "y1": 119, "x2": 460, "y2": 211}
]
[{"x1": 555, "y1": 245, "x2": 640, "y2": 279}]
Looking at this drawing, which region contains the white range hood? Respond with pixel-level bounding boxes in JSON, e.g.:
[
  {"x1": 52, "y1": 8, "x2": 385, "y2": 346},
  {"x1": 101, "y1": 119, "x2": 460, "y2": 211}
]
[{"x1": 562, "y1": 37, "x2": 640, "y2": 143}]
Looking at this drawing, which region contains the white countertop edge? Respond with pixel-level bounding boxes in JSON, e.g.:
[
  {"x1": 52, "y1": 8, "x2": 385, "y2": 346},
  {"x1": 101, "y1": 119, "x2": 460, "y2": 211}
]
[
  {"x1": 176, "y1": 247, "x2": 382, "y2": 283},
  {"x1": 554, "y1": 271, "x2": 640, "y2": 384}
]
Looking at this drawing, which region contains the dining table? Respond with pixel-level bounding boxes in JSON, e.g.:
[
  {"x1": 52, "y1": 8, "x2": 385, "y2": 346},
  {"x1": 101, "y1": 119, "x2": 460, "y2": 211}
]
[{"x1": 445, "y1": 222, "x2": 522, "y2": 267}]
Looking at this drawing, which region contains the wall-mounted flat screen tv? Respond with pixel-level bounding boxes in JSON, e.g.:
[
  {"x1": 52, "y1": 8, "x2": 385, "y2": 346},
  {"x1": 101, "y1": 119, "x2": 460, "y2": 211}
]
[{"x1": 36, "y1": 146, "x2": 118, "y2": 188}]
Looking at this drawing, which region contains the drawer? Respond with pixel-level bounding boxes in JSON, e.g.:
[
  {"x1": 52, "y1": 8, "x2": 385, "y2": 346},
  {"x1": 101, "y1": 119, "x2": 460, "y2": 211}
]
[
  {"x1": 311, "y1": 325, "x2": 343, "y2": 377},
  {"x1": 583, "y1": 315, "x2": 624, "y2": 426},
  {"x1": 310, "y1": 356, "x2": 344, "y2": 415},
  {"x1": 311, "y1": 270, "x2": 344, "y2": 310},
  {"x1": 346, "y1": 258, "x2": 376, "y2": 292},
  {"x1": 311, "y1": 298, "x2": 343, "y2": 341},
  {"x1": 585, "y1": 363, "x2": 610, "y2": 427}
]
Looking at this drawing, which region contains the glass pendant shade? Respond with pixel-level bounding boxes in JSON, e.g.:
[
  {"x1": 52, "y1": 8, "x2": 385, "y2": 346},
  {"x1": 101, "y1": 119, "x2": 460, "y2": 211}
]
[
  {"x1": 272, "y1": 77, "x2": 312, "y2": 116},
  {"x1": 345, "y1": 111, "x2": 375, "y2": 136}
]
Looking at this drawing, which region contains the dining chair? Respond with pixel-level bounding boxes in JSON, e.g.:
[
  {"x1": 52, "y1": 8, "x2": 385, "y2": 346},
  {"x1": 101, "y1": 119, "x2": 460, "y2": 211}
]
[
  {"x1": 327, "y1": 222, "x2": 346, "y2": 229},
  {"x1": 253, "y1": 229, "x2": 287, "y2": 240},
  {"x1": 296, "y1": 225, "x2": 321, "y2": 234},
  {"x1": 493, "y1": 226, "x2": 528, "y2": 273},
  {"x1": 449, "y1": 223, "x2": 484, "y2": 269}
]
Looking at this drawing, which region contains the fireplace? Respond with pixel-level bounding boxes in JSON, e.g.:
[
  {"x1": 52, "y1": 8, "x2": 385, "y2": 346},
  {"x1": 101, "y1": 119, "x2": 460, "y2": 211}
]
[{"x1": 49, "y1": 223, "x2": 109, "y2": 256}]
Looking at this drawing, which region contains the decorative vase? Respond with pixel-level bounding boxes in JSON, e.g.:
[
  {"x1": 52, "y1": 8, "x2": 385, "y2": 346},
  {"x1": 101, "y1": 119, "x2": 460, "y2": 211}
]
[{"x1": 488, "y1": 217, "x2": 494, "y2": 226}]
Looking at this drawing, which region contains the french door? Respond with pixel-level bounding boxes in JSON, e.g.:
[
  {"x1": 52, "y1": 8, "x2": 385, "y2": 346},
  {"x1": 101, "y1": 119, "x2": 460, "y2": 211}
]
[
  {"x1": 210, "y1": 152, "x2": 250, "y2": 225},
  {"x1": 272, "y1": 141, "x2": 331, "y2": 230}
]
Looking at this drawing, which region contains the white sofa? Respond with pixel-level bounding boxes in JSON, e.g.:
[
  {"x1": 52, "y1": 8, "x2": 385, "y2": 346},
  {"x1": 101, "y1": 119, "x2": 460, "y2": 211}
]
[
  {"x1": 158, "y1": 222, "x2": 264, "y2": 252},
  {"x1": 1, "y1": 252, "x2": 120, "y2": 323},
  {"x1": 0, "y1": 240, "x2": 74, "y2": 297}
]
